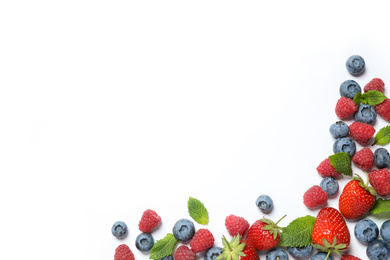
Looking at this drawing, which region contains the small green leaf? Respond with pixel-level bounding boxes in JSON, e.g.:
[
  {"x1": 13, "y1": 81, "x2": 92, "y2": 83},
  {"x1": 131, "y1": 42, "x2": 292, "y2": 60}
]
[
  {"x1": 362, "y1": 90, "x2": 387, "y2": 106},
  {"x1": 188, "y1": 197, "x2": 209, "y2": 225},
  {"x1": 373, "y1": 126, "x2": 390, "y2": 146},
  {"x1": 353, "y1": 92, "x2": 362, "y2": 106},
  {"x1": 149, "y1": 233, "x2": 178, "y2": 259},
  {"x1": 328, "y1": 152, "x2": 352, "y2": 176},
  {"x1": 370, "y1": 198, "x2": 390, "y2": 215},
  {"x1": 279, "y1": 215, "x2": 316, "y2": 247}
]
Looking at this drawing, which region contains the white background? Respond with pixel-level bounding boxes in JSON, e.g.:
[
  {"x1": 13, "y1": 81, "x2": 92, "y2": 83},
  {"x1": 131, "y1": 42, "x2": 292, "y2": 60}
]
[{"x1": 2, "y1": 1, "x2": 390, "y2": 259}]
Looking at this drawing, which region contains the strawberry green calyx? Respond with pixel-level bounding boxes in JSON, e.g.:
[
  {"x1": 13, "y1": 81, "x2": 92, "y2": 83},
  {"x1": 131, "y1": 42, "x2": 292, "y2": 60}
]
[
  {"x1": 260, "y1": 214, "x2": 286, "y2": 240},
  {"x1": 216, "y1": 235, "x2": 246, "y2": 260},
  {"x1": 313, "y1": 236, "x2": 347, "y2": 259},
  {"x1": 354, "y1": 172, "x2": 377, "y2": 197}
]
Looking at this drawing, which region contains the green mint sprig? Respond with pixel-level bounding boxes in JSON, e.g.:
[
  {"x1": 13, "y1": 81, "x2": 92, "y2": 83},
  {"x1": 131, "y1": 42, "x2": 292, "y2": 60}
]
[
  {"x1": 370, "y1": 198, "x2": 390, "y2": 215},
  {"x1": 279, "y1": 215, "x2": 316, "y2": 247},
  {"x1": 188, "y1": 197, "x2": 209, "y2": 225},
  {"x1": 373, "y1": 126, "x2": 390, "y2": 146},
  {"x1": 328, "y1": 152, "x2": 352, "y2": 177},
  {"x1": 149, "y1": 233, "x2": 178, "y2": 259},
  {"x1": 353, "y1": 90, "x2": 386, "y2": 106}
]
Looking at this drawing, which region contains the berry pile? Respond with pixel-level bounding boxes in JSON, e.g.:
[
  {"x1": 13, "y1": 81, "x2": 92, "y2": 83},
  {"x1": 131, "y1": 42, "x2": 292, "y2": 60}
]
[{"x1": 112, "y1": 56, "x2": 390, "y2": 260}]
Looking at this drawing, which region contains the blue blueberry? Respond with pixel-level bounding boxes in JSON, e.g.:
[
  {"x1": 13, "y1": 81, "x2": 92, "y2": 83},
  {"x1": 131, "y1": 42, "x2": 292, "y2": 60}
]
[
  {"x1": 135, "y1": 232, "x2": 154, "y2": 252},
  {"x1": 256, "y1": 195, "x2": 273, "y2": 213},
  {"x1": 287, "y1": 245, "x2": 313, "y2": 258},
  {"x1": 320, "y1": 177, "x2": 339, "y2": 197},
  {"x1": 355, "y1": 104, "x2": 377, "y2": 125},
  {"x1": 204, "y1": 247, "x2": 222, "y2": 260},
  {"x1": 346, "y1": 55, "x2": 365, "y2": 76},
  {"x1": 172, "y1": 219, "x2": 195, "y2": 242},
  {"x1": 340, "y1": 80, "x2": 361, "y2": 99},
  {"x1": 158, "y1": 256, "x2": 173, "y2": 260},
  {"x1": 366, "y1": 240, "x2": 390, "y2": 260},
  {"x1": 354, "y1": 219, "x2": 379, "y2": 244},
  {"x1": 329, "y1": 121, "x2": 349, "y2": 138},
  {"x1": 374, "y1": 148, "x2": 390, "y2": 169},
  {"x1": 111, "y1": 221, "x2": 128, "y2": 238},
  {"x1": 266, "y1": 248, "x2": 288, "y2": 260},
  {"x1": 310, "y1": 252, "x2": 334, "y2": 260},
  {"x1": 333, "y1": 137, "x2": 356, "y2": 157},
  {"x1": 380, "y1": 220, "x2": 390, "y2": 244}
]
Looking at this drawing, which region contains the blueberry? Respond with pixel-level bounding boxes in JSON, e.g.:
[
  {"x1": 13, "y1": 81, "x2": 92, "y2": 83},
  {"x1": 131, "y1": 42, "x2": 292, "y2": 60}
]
[
  {"x1": 310, "y1": 252, "x2": 334, "y2": 260},
  {"x1": 172, "y1": 219, "x2": 195, "y2": 242},
  {"x1": 333, "y1": 137, "x2": 356, "y2": 157},
  {"x1": 355, "y1": 104, "x2": 377, "y2": 125},
  {"x1": 366, "y1": 240, "x2": 390, "y2": 260},
  {"x1": 256, "y1": 195, "x2": 273, "y2": 213},
  {"x1": 204, "y1": 247, "x2": 222, "y2": 260},
  {"x1": 287, "y1": 245, "x2": 313, "y2": 258},
  {"x1": 266, "y1": 248, "x2": 288, "y2": 260},
  {"x1": 354, "y1": 219, "x2": 379, "y2": 244},
  {"x1": 158, "y1": 256, "x2": 173, "y2": 260},
  {"x1": 329, "y1": 121, "x2": 349, "y2": 138},
  {"x1": 380, "y1": 220, "x2": 390, "y2": 244},
  {"x1": 346, "y1": 55, "x2": 365, "y2": 76},
  {"x1": 340, "y1": 80, "x2": 361, "y2": 99},
  {"x1": 320, "y1": 177, "x2": 339, "y2": 197},
  {"x1": 111, "y1": 221, "x2": 128, "y2": 239},
  {"x1": 374, "y1": 148, "x2": 390, "y2": 169},
  {"x1": 135, "y1": 232, "x2": 154, "y2": 252}
]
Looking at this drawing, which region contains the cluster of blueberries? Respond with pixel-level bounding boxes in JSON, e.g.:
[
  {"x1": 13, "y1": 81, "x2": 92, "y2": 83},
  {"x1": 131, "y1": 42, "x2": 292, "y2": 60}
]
[{"x1": 355, "y1": 219, "x2": 390, "y2": 259}]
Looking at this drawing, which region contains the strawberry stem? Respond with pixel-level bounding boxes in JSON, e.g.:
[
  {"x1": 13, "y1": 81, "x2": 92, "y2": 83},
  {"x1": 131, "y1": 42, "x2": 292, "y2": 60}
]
[
  {"x1": 324, "y1": 250, "x2": 331, "y2": 260},
  {"x1": 275, "y1": 214, "x2": 287, "y2": 226}
]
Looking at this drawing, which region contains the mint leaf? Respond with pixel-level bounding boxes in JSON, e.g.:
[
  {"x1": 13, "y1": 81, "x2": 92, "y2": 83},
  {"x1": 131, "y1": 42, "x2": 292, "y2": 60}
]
[
  {"x1": 362, "y1": 90, "x2": 387, "y2": 106},
  {"x1": 328, "y1": 152, "x2": 352, "y2": 176},
  {"x1": 373, "y1": 126, "x2": 390, "y2": 146},
  {"x1": 370, "y1": 198, "x2": 390, "y2": 215},
  {"x1": 353, "y1": 92, "x2": 362, "y2": 106},
  {"x1": 279, "y1": 215, "x2": 316, "y2": 247},
  {"x1": 188, "y1": 197, "x2": 209, "y2": 225},
  {"x1": 149, "y1": 233, "x2": 178, "y2": 259}
]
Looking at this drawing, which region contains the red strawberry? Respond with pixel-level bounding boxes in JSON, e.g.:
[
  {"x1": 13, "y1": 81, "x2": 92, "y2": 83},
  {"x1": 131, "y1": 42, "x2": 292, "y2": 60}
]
[
  {"x1": 335, "y1": 97, "x2": 358, "y2": 120},
  {"x1": 369, "y1": 168, "x2": 390, "y2": 196},
  {"x1": 240, "y1": 239, "x2": 259, "y2": 260},
  {"x1": 174, "y1": 245, "x2": 196, "y2": 260},
  {"x1": 341, "y1": 255, "x2": 362, "y2": 260},
  {"x1": 217, "y1": 235, "x2": 259, "y2": 260},
  {"x1": 225, "y1": 214, "x2": 250, "y2": 237},
  {"x1": 114, "y1": 244, "x2": 135, "y2": 260},
  {"x1": 190, "y1": 228, "x2": 214, "y2": 253},
  {"x1": 352, "y1": 148, "x2": 374, "y2": 171},
  {"x1": 316, "y1": 158, "x2": 342, "y2": 178},
  {"x1": 364, "y1": 78, "x2": 385, "y2": 93},
  {"x1": 312, "y1": 207, "x2": 350, "y2": 258},
  {"x1": 338, "y1": 173, "x2": 376, "y2": 219},
  {"x1": 375, "y1": 98, "x2": 390, "y2": 121},
  {"x1": 246, "y1": 215, "x2": 285, "y2": 251},
  {"x1": 138, "y1": 209, "x2": 161, "y2": 233},
  {"x1": 303, "y1": 185, "x2": 328, "y2": 209},
  {"x1": 348, "y1": 122, "x2": 375, "y2": 145}
]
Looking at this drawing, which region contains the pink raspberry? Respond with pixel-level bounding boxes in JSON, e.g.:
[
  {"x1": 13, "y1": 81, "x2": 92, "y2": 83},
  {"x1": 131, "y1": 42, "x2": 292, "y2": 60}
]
[
  {"x1": 352, "y1": 148, "x2": 374, "y2": 171},
  {"x1": 364, "y1": 78, "x2": 385, "y2": 93},
  {"x1": 225, "y1": 214, "x2": 250, "y2": 237},
  {"x1": 349, "y1": 122, "x2": 375, "y2": 145},
  {"x1": 316, "y1": 158, "x2": 341, "y2": 178},
  {"x1": 375, "y1": 98, "x2": 390, "y2": 121},
  {"x1": 335, "y1": 97, "x2": 358, "y2": 120},
  {"x1": 190, "y1": 229, "x2": 214, "y2": 253},
  {"x1": 114, "y1": 244, "x2": 135, "y2": 260},
  {"x1": 303, "y1": 185, "x2": 328, "y2": 209},
  {"x1": 174, "y1": 245, "x2": 196, "y2": 260},
  {"x1": 138, "y1": 209, "x2": 161, "y2": 233},
  {"x1": 369, "y1": 168, "x2": 390, "y2": 196}
]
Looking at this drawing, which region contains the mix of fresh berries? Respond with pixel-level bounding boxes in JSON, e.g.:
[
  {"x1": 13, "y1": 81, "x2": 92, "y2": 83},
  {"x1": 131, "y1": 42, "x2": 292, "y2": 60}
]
[{"x1": 111, "y1": 56, "x2": 390, "y2": 260}]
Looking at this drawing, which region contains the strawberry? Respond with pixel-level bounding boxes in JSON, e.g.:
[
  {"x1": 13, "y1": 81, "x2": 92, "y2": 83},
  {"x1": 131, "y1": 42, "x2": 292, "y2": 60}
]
[
  {"x1": 138, "y1": 209, "x2": 161, "y2": 233},
  {"x1": 348, "y1": 122, "x2": 375, "y2": 145},
  {"x1": 174, "y1": 245, "x2": 196, "y2": 260},
  {"x1": 316, "y1": 158, "x2": 342, "y2": 178},
  {"x1": 246, "y1": 215, "x2": 286, "y2": 251},
  {"x1": 312, "y1": 207, "x2": 350, "y2": 259},
  {"x1": 225, "y1": 214, "x2": 250, "y2": 237},
  {"x1": 190, "y1": 228, "x2": 214, "y2": 253},
  {"x1": 216, "y1": 235, "x2": 259, "y2": 260},
  {"x1": 240, "y1": 239, "x2": 259, "y2": 260},
  {"x1": 338, "y1": 173, "x2": 376, "y2": 220},
  {"x1": 341, "y1": 255, "x2": 362, "y2": 260},
  {"x1": 369, "y1": 168, "x2": 390, "y2": 196},
  {"x1": 364, "y1": 78, "x2": 385, "y2": 93},
  {"x1": 114, "y1": 244, "x2": 135, "y2": 260},
  {"x1": 335, "y1": 97, "x2": 358, "y2": 120},
  {"x1": 352, "y1": 148, "x2": 374, "y2": 171}
]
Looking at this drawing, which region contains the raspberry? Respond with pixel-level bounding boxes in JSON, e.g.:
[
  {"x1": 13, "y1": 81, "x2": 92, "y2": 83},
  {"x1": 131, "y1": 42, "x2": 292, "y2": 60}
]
[
  {"x1": 369, "y1": 168, "x2": 390, "y2": 196},
  {"x1": 375, "y1": 98, "x2": 390, "y2": 121},
  {"x1": 341, "y1": 255, "x2": 362, "y2": 260},
  {"x1": 174, "y1": 245, "x2": 196, "y2": 260},
  {"x1": 335, "y1": 97, "x2": 358, "y2": 120},
  {"x1": 114, "y1": 244, "x2": 135, "y2": 260},
  {"x1": 364, "y1": 78, "x2": 385, "y2": 93},
  {"x1": 349, "y1": 122, "x2": 375, "y2": 145},
  {"x1": 352, "y1": 148, "x2": 374, "y2": 171},
  {"x1": 303, "y1": 185, "x2": 328, "y2": 209},
  {"x1": 138, "y1": 209, "x2": 161, "y2": 233},
  {"x1": 316, "y1": 158, "x2": 341, "y2": 178},
  {"x1": 190, "y1": 228, "x2": 215, "y2": 253},
  {"x1": 225, "y1": 214, "x2": 250, "y2": 237}
]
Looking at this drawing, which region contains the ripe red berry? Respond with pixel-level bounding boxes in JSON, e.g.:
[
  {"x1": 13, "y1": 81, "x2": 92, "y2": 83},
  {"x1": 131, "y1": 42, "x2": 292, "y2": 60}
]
[
  {"x1": 364, "y1": 78, "x2": 385, "y2": 93},
  {"x1": 375, "y1": 98, "x2": 390, "y2": 121},
  {"x1": 369, "y1": 168, "x2": 390, "y2": 196},
  {"x1": 316, "y1": 158, "x2": 341, "y2": 178},
  {"x1": 352, "y1": 148, "x2": 374, "y2": 171},
  {"x1": 190, "y1": 229, "x2": 214, "y2": 253},
  {"x1": 138, "y1": 209, "x2": 161, "y2": 233},
  {"x1": 335, "y1": 97, "x2": 358, "y2": 120},
  {"x1": 349, "y1": 122, "x2": 375, "y2": 145},
  {"x1": 225, "y1": 214, "x2": 250, "y2": 237},
  {"x1": 114, "y1": 244, "x2": 135, "y2": 260},
  {"x1": 303, "y1": 185, "x2": 328, "y2": 209},
  {"x1": 341, "y1": 255, "x2": 362, "y2": 260},
  {"x1": 174, "y1": 245, "x2": 196, "y2": 260}
]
